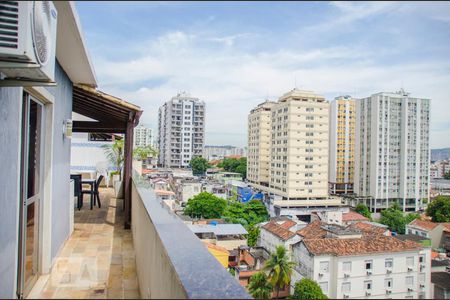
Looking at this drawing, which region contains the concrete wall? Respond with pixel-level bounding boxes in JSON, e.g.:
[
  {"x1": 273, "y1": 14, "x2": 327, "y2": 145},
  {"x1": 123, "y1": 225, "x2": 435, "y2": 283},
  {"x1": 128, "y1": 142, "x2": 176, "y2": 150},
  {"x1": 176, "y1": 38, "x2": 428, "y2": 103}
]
[
  {"x1": 47, "y1": 62, "x2": 73, "y2": 260},
  {"x1": 0, "y1": 86, "x2": 23, "y2": 298}
]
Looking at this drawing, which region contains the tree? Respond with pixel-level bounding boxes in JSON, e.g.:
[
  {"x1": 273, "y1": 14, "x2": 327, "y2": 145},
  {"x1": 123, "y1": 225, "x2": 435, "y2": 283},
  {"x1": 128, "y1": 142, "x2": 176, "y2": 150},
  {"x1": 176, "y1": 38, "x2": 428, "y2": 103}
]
[
  {"x1": 217, "y1": 157, "x2": 247, "y2": 179},
  {"x1": 292, "y1": 278, "x2": 327, "y2": 300},
  {"x1": 190, "y1": 156, "x2": 210, "y2": 175},
  {"x1": 426, "y1": 196, "x2": 450, "y2": 222},
  {"x1": 444, "y1": 172, "x2": 450, "y2": 180},
  {"x1": 264, "y1": 246, "x2": 296, "y2": 299},
  {"x1": 379, "y1": 203, "x2": 420, "y2": 234},
  {"x1": 222, "y1": 200, "x2": 269, "y2": 228},
  {"x1": 248, "y1": 271, "x2": 273, "y2": 300},
  {"x1": 183, "y1": 192, "x2": 227, "y2": 219},
  {"x1": 133, "y1": 145, "x2": 158, "y2": 161},
  {"x1": 101, "y1": 139, "x2": 124, "y2": 177},
  {"x1": 247, "y1": 226, "x2": 260, "y2": 247},
  {"x1": 355, "y1": 203, "x2": 372, "y2": 220}
]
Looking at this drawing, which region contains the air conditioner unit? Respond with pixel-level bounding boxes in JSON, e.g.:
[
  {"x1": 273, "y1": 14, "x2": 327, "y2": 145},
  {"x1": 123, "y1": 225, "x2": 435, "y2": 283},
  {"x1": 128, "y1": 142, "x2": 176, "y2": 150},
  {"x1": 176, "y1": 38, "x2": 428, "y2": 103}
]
[
  {"x1": 366, "y1": 291, "x2": 371, "y2": 296},
  {"x1": 344, "y1": 273, "x2": 350, "y2": 278},
  {"x1": 366, "y1": 270, "x2": 372, "y2": 275},
  {"x1": 407, "y1": 267, "x2": 413, "y2": 272},
  {"x1": 420, "y1": 284, "x2": 425, "y2": 288},
  {"x1": 343, "y1": 294, "x2": 349, "y2": 299},
  {"x1": 386, "y1": 269, "x2": 392, "y2": 274},
  {"x1": 386, "y1": 290, "x2": 392, "y2": 294},
  {"x1": 408, "y1": 288, "x2": 413, "y2": 292},
  {"x1": 0, "y1": 1, "x2": 57, "y2": 84},
  {"x1": 318, "y1": 273, "x2": 324, "y2": 277}
]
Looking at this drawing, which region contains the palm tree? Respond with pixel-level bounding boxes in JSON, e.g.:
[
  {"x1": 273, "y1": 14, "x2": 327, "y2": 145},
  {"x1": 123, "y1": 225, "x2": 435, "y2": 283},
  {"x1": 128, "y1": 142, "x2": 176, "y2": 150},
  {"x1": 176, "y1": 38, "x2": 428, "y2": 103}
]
[
  {"x1": 248, "y1": 271, "x2": 273, "y2": 299},
  {"x1": 101, "y1": 139, "x2": 124, "y2": 177},
  {"x1": 264, "y1": 245, "x2": 296, "y2": 299},
  {"x1": 133, "y1": 145, "x2": 158, "y2": 161}
]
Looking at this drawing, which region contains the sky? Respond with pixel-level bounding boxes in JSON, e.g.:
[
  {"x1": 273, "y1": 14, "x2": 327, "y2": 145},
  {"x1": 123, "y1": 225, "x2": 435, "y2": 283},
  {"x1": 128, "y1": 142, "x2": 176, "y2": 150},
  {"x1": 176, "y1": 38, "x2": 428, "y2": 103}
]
[{"x1": 75, "y1": 1, "x2": 450, "y2": 148}]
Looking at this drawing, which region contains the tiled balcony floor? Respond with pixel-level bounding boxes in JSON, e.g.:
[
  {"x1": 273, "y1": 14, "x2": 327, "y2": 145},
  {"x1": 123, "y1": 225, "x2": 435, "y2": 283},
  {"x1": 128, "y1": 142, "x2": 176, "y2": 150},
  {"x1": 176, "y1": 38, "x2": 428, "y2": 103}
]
[{"x1": 36, "y1": 188, "x2": 140, "y2": 299}]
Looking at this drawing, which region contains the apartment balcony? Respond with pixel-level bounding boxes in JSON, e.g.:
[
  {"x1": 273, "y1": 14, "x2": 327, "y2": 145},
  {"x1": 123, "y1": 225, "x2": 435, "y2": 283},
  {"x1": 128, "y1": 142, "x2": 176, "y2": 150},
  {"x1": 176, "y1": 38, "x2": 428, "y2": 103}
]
[{"x1": 31, "y1": 181, "x2": 249, "y2": 299}]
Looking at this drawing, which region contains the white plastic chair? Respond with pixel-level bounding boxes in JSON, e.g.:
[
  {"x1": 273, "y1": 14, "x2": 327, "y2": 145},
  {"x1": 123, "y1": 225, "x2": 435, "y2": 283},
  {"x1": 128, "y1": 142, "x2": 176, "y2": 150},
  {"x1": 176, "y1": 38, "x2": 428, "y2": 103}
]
[{"x1": 96, "y1": 161, "x2": 110, "y2": 187}]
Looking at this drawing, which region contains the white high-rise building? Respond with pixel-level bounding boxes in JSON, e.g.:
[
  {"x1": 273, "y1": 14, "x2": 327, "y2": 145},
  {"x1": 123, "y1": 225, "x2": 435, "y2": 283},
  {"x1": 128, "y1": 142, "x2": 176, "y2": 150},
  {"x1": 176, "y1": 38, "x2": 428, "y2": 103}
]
[
  {"x1": 329, "y1": 96, "x2": 356, "y2": 194},
  {"x1": 354, "y1": 90, "x2": 430, "y2": 212},
  {"x1": 158, "y1": 92, "x2": 205, "y2": 168},
  {"x1": 133, "y1": 124, "x2": 153, "y2": 148}
]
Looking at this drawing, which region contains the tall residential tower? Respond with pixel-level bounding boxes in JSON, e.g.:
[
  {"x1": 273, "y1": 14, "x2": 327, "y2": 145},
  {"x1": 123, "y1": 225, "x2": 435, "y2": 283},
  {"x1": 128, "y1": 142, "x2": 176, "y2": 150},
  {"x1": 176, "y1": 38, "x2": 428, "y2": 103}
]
[
  {"x1": 329, "y1": 96, "x2": 356, "y2": 194},
  {"x1": 247, "y1": 100, "x2": 276, "y2": 189},
  {"x1": 158, "y1": 93, "x2": 205, "y2": 168},
  {"x1": 354, "y1": 90, "x2": 430, "y2": 212}
]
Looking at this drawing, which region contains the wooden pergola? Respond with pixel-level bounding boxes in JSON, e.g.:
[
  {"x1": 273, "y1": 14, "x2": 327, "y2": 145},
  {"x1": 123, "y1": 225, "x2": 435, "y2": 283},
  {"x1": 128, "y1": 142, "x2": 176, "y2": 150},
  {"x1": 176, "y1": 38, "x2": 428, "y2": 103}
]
[{"x1": 72, "y1": 84, "x2": 142, "y2": 229}]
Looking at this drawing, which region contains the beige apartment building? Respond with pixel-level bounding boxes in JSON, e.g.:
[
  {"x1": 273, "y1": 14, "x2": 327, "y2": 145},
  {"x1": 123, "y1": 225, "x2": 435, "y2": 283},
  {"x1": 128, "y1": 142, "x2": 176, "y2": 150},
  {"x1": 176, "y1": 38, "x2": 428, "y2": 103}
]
[
  {"x1": 247, "y1": 100, "x2": 276, "y2": 190},
  {"x1": 270, "y1": 89, "x2": 330, "y2": 200},
  {"x1": 329, "y1": 96, "x2": 356, "y2": 194}
]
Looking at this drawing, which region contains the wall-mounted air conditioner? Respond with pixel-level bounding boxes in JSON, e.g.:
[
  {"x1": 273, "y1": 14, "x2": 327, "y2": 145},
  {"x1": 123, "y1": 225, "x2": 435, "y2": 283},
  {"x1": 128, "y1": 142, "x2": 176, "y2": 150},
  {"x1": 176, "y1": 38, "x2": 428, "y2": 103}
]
[
  {"x1": 386, "y1": 269, "x2": 392, "y2": 274},
  {"x1": 407, "y1": 288, "x2": 414, "y2": 292},
  {"x1": 407, "y1": 267, "x2": 413, "y2": 272},
  {"x1": 365, "y1": 291, "x2": 371, "y2": 296},
  {"x1": 386, "y1": 289, "x2": 392, "y2": 294},
  {"x1": 344, "y1": 273, "x2": 350, "y2": 278},
  {"x1": 0, "y1": 1, "x2": 57, "y2": 85},
  {"x1": 343, "y1": 294, "x2": 349, "y2": 299},
  {"x1": 366, "y1": 270, "x2": 372, "y2": 275},
  {"x1": 420, "y1": 284, "x2": 425, "y2": 288}
]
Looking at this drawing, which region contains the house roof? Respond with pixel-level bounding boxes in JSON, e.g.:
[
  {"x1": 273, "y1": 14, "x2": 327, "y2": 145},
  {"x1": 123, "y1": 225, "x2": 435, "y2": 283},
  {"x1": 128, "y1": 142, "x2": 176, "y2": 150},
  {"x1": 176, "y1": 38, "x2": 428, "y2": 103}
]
[
  {"x1": 303, "y1": 236, "x2": 421, "y2": 256},
  {"x1": 347, "y1": 222, "x2": 388, "y2": 236},
  {"x1": 188, "y1": 224, "x2": 248, "y2": 236},
  {"x1": 262, "y1": 221, "x2": 297, "y2": 241},
  {"x1": 395, "y1": 234, "x2": 431, "y2": 243},
  {"x1": 342, "y1": 211, "x2": 369, "y2": 222},
  {"x1": 279, "y1": 220, "x2": 297, "y2": 230},
  {"x1": 154, "y1": 190, "x2": 175, "y2": 196},
  {"x1": 204, "y1": 242, "x2": 229, "y2": 254},
  {"x1": 53, "y1": 2, "x2": 97, "y2": 86},
  {"x1": 297, "y1": 220, "x2": 327, "y2": 239},
  {"x1": 408, "y1": 219, "x2": 440, "y2": 231}
]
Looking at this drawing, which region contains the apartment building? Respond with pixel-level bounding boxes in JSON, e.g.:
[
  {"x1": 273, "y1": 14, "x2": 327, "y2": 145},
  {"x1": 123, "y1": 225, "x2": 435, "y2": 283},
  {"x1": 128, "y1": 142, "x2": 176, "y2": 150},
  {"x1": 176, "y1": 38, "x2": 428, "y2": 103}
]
[
  {"x1": 354, "y1": 90, "x2": 430, "y2": 212},
  {"x1": 329, "y1": 96, "x2": 356, "y2": 194},
  {"x1": 134, "y1": 124, "x2": 154, "y2": 148},
  {"x1": 203, "y1": 145, "x2": 247, "y2": 161},
  {"x1": 247, "y1": 100, "x2": 276, "y2": 190},
  {"x1": 158, "y1": 92, "x2": 205, "y2": 168}
]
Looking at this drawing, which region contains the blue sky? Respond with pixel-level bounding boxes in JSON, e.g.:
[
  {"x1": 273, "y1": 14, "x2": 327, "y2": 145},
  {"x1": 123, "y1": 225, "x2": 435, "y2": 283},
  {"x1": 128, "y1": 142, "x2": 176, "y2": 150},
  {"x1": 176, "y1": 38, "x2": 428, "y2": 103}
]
[{"x1": 75, "y1": 1, "x2": 450, "y2": 148}]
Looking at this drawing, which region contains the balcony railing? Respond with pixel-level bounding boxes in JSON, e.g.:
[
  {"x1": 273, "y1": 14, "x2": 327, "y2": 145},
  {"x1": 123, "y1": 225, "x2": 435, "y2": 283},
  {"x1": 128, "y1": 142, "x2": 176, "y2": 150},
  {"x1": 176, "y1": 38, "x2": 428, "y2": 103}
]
[{"x1": 131, "y1": 173, "x2": 250, "y2": 299}]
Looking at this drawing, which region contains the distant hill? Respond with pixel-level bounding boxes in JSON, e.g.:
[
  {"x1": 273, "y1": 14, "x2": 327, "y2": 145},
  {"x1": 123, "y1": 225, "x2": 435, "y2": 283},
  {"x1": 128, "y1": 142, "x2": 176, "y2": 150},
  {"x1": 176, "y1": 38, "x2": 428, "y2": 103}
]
[{"x1": 431, "y1": 148, "x2": 450, "y2": 161}]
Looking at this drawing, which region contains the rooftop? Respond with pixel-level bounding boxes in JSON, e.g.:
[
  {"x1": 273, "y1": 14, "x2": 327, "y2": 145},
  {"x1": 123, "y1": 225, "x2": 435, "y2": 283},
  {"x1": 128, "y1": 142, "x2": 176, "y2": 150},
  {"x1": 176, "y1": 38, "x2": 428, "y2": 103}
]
[
  {"x1": 347, "y1": 221, "x2": 388, "y2": 236},
  {"x1": 261, "y1": 221, "x2": 298, "y2": 241},
  {"x1": 432, "y1": 259, "x2": 450, "y2": 267},
  {"x1": 431, "y1": 272, "x2": 450, "y2": 290},
  {"x1": 188, "y1": 224, "x2": 248, "y2": 236},
  {"x1": 303, "y1": 236, "x2": 421, "y2": 256},
  {"x1": 342, "y1": 211, "x2": 369, "y2": 222},
  {"x1": 297, "y1": 220, "x2": 327, "y2": 239},
  {"x1": 408, "y1": 219, "x2": 441, "y2": 231}
]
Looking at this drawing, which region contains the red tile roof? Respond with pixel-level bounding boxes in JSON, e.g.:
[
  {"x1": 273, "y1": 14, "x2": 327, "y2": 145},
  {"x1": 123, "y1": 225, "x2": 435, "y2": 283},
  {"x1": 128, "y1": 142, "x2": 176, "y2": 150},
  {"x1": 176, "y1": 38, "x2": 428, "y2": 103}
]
[
  {"x1": 262, "y1": 221, "x2": 297, "y2": 241},
  {"x1": 342, "y1": 211, "x2": 369, "y2": 222},
  {"x1": 347, "y1": 222, "x2": 388, "y2": 236},
  {"x1": 279, "y1": 220, "x2": 297, "y2": 230},
  {"x1": 297, "y1": 220, "x2": 327, "y2": 239},
  {"x1": 409, "y1": 219, "x2": 440, "y2": 231},
  {"x1": 303, "y1": 236, "x2": 421, "y2": 256}
]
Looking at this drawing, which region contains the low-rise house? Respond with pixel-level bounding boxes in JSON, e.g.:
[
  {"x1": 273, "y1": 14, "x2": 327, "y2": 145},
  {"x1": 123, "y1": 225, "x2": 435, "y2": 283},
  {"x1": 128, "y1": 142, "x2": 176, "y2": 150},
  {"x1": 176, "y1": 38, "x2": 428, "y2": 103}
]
[
  {"x1": 204, "y1": 242, "x2": 229, "y2": 268},
  {"x1": 215, "y1": 172, "x2": 243, "y2": 184},
  {"x1": 188, "y1": 224, "x2": 248, "y2": 250},
  {"x1": 342, "y1": 211, "x2": 369, "y2": 225},
  {"x1": 258, "y1": 219, "x2": 302, "y2": 258},
  {"x1": 406, "y1": 219, "x2": 450, "y2": 250},
  {"x1": 174, "y1": 178, "x2": 202, "y2": 204},
  {"x1": 292, "y1": 235, "x2": 431, "y2": 299},
  {"x1": 154, "y1": 190, "x2": 176, "y2": 211}
]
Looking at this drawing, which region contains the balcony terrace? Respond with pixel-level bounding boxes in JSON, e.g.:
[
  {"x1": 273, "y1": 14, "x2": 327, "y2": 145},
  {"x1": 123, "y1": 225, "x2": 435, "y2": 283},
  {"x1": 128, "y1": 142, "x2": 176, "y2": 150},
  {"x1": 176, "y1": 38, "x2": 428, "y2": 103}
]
[{"x1": 30, "y1": 177, "x2": 249, "y2": 299}]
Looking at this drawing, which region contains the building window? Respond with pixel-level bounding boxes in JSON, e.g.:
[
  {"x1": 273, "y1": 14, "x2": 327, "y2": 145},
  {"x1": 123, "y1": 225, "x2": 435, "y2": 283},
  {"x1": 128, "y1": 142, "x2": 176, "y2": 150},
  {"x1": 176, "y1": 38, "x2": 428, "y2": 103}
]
[
  {"x1": 342, "y1": 282, "x2": 351, "y2": 293},
  {"x1": 406, "y1": 257, "x2": 414, "y2": 267},
  {"x1": 319, "y1": 282, "x2": 328, "y2": 294},
  {"x1": 365, "y1": 260, "x2": 373, "y2": 270},
  {"x1": 419, "y1": 255, "x2": 425, "y2": 264},
  {"x1": 385, "y1": 258, "x2": 393, "y2": 268},
  {"x1": 364, "y1": 280, "x2": 372, "y2": 290},
  {"x1": 343, "y1": 261, "x2": 351, "y2": 272},
  {"x1": 319, "y1": 261, "x2": 329, "y2": 273},
  {"x1": 419, "y1": 273, "x2": 425, "y2": 283},
  {"x1": 406, "y1": 276, "x2": 414, "y2": 286},
  {"x1": 385, "y1": 278, "x2": 393, "y2": 288}
]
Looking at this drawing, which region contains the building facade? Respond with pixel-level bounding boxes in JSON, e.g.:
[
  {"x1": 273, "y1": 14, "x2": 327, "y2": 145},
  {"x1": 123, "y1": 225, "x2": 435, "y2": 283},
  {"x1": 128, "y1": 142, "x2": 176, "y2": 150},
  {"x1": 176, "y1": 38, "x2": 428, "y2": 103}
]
[
  {"x1": 203, "y1": 145, "x2": 246, "y2": 161},
  {"x1": 269, "y1": 89, "x2": 329, "y2": 200},
  {"x1": 354, "y1": 90, "x2": 430, "y2": 212},
  {"x1": 329, "y1": 96, "x2": 356, "y2": 194},
  {"x1": 134, "y1": 124, "x2": 153, "y2": 148},
  {"x1": 247, "y1": 100, "x2": 276, "y2": 190},
  {"x1": 158, "y1": 92, "x2": 205, "y2": 168},
  {"x1": 292, "y1": 237, "x2": 431, "y2": 299}
]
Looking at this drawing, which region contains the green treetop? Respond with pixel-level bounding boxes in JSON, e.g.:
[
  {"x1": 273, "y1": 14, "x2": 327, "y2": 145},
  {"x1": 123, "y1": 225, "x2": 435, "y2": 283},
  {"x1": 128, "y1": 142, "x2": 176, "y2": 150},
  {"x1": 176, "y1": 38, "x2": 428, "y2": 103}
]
[
  {"x1": 183, "y1": 192, "x2": 227, "y2": 219},
  {"x1": 292, "y1": 278, "x2": 327, "y2": 300}
]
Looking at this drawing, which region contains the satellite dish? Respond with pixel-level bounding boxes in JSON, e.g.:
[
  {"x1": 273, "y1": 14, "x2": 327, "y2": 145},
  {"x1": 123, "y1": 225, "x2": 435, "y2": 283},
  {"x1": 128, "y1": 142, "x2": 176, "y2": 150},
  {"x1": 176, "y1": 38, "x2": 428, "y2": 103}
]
[{"x1": 32, "y1": 1, "x2": 52, "y2": 66}]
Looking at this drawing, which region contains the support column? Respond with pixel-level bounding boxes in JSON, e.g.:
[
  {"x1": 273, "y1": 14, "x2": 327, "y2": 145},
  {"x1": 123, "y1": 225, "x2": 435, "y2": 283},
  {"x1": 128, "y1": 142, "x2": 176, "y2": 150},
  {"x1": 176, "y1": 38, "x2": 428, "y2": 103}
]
[{"x1": 123, "y1": 116, "x2": 134, "y2": 229}]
